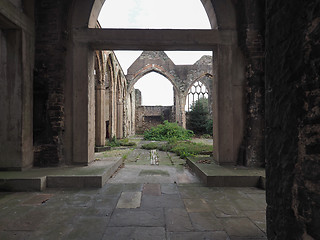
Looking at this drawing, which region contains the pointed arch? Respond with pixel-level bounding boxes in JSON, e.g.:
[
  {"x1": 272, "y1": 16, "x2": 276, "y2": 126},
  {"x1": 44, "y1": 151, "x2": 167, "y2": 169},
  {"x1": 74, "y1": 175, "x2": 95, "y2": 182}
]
[{"x1": 128, "y1": 64, "x2": 179, "y2": 95}]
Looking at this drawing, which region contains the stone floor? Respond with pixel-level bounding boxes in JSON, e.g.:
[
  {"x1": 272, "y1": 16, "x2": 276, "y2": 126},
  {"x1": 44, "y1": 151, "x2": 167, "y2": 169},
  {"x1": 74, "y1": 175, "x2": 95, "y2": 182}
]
[{"x1": 0, "y1": 143, "x2": 267, "y2": 240}]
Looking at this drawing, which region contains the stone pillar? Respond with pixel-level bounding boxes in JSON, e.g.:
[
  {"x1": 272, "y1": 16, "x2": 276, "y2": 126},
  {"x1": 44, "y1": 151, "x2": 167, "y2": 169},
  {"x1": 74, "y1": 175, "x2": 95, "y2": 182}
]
[
  {"x1": 110, "y1": 83, "x2": 117, "y2": 138},
  {"x1": 213, "y1": 45, "x2": 245, "y2": 165},
  {"x1": 179, "y1": 94, "x2": 187, "y2": 129},
  {"x1": 0, "y1": 29, "x2": 34, "y2": 170},
  {"x1": 174, "y1": 90, "x2": 185, "y2": 127},
  {"x1": 95, "y1": 84, "x2": 105, "y2": 146},
  {"x1": 131, "y1": 91, "x2": 136, "y2": 135},
  {"x1": 117, "y1": 99, "x2": 124, "y2": 139},
  {"x1": 72, "y1": 43, "x2": 95, "y2": 165}
]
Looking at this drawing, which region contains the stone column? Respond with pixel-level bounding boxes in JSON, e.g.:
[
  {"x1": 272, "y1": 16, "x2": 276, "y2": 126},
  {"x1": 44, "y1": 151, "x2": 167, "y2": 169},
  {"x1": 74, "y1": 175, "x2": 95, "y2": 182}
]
[
  {"x1": 110, "y1": 83, "x2": 117, "y2": 138},
  {"x1": 174, "y1": 89, "x2": 185, "y2": 127},
  {"x1": 72, "y1": 43, "x2": 95, "y2": 165},
  {"x1": 179, "y1": 93, "x2": 187, "y2": 129},
  {"x1": 0, "y1": 29, "x2": 34, "y2": 170},
  {"x1": 117, "y1": 99, "x2": 124, "y2": 139},
  {"x1": 212, "y1": 45, "x2": 245, "y2": 165},
  {"x1": 95, "y1": 84, "x2": 105, "y2": 146}
]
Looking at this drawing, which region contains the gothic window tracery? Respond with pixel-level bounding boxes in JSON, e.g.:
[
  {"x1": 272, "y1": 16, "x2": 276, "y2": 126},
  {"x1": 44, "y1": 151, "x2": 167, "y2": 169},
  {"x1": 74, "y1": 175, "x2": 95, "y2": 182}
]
[{"x1": 186, "y1": 80, "x2": 209, "y2": 111}]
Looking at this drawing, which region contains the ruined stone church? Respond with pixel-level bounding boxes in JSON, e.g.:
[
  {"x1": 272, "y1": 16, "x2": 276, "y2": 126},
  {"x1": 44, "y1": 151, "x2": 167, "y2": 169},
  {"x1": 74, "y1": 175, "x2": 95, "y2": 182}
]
[{"x1": 0, "y1": 0, "x2": 319, "y2": 239}]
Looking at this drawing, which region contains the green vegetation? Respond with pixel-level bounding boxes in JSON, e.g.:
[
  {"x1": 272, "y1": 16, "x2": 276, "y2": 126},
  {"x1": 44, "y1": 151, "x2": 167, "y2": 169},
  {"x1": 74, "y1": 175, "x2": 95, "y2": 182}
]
[
  {"x1": 141, "y1": 142, "x2": 159, "y2": 150},
  {"x1": 122, "y1": 148, "x2": 134, "y2": 161},
  {"x1": 141, "y1": 140, "x2": 212, "y2": 159},
  {"x1": 187, "y1": 98, "x2": 212, "y2": 136},
  {"x1": 144, "y1": 121, "x2": 194, "y2": 141},
  {"x1": 106, "y1": 137, "x2": 137, "y2": 147}
]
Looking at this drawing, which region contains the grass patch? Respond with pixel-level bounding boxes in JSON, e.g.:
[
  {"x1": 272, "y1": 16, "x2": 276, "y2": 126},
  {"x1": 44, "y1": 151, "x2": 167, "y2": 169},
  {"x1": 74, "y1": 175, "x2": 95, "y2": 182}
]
[
  {"x1": 141, "y1": 142, "x2": 160, "y2": 150},
  {"x1": 107, "y1": 137, "x2": 137, "y2": 147},
  {"x1": 122, "y1": 149, "x2": 134, "y2": 161},
  {"x1": 141, "y1": 140, "x2": 212, "y2": 159}
]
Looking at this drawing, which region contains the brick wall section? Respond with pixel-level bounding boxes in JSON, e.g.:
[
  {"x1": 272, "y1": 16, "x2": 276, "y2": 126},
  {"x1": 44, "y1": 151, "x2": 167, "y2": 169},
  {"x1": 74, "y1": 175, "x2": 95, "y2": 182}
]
[
  {"x1": 236, "y1": 0, "x2": 265, "y2": 167},
  {"x1": 266, "y1": 0, "x2": 320, "y2": 239},
  {"x1": 135, "y1": 106, "x2": 174, "y2": 134},
  {"x1": 34, "y1": 0, "x2": 70, "y2": 166}
]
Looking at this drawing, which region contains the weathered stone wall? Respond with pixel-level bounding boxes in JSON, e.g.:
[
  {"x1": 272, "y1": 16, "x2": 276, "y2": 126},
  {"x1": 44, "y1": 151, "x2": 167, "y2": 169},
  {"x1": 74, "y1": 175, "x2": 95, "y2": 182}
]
[
  {"x1": 135, "y1": 106, "x2": 174, "y2": 134},
  {"x1": 127, "y1": 51, "x2": 213, "y2": 98},
  {"x1": 127, "y1": 51, "x2": 213, "y2": 129},
  {"x1": 266, "y1": 0, "x2": 320, "y2": 239},
  {"x1": 235, "y1": 0, "x2": 265, "y2": 167},
  {"x1": 34, "y1": 0, "x2": 71, "y2": 166},
  {"x1": 135, "y1": 89, "x2": 142, "y2": 106}
]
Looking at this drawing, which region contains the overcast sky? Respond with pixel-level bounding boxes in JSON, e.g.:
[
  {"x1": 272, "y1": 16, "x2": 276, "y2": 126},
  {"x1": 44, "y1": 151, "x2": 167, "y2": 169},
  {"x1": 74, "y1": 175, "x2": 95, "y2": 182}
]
[{"x1": 98, "y1": 0, "x2": 211, "y2": 106}]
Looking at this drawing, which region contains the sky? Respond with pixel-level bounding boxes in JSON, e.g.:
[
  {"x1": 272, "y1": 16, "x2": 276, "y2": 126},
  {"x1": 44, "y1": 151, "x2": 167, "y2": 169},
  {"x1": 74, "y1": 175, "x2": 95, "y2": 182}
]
[{"x1": 98, "y1": 0, "x2": 212, "y2": 106}]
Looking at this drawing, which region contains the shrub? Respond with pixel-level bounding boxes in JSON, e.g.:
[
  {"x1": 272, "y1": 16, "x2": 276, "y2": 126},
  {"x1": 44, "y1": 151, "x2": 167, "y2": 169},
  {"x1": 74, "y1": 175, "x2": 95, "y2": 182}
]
[
  {"x1": 144, "y1": 121, "x2": 194, "y2": 141},
  {"x1": 187, "y1": 98, "x2": 212, "y2": 136},
  {"x1": 107, "y1": 136, "x2": 121, "y2": 147}
]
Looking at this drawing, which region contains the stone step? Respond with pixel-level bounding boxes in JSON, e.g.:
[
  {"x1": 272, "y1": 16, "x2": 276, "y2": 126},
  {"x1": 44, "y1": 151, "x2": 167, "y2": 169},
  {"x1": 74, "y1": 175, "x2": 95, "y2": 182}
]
[
  {"x1": 47, "y1": 159, "x2": 122, "y2": 189},
  {"x1": 0, "y1": 158, "x2": 123, "y2": 191},
  {"x1": 186, "y1": 157, "x2": 265, "y2": 189},
  {"x1": 0, "y1": 177, "x2": 46, "y2": 192}
]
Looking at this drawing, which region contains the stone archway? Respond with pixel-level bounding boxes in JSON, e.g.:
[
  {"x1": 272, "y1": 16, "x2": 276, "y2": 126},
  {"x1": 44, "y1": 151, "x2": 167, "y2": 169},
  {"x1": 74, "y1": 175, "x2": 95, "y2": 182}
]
[
  {"x1": 126, "y1": 51, "x2": 214, "y2": 128},
  {"x1": 126, "y1": 51, "x2": 183, "y2": 126},
  {"x1": 67, "y1": 0, "x2": 245, "y2": 166}
]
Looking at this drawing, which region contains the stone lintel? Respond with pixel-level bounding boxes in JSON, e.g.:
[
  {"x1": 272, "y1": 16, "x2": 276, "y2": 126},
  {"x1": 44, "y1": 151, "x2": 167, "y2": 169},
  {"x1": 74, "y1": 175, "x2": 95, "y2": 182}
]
[
  {"x1": 0, "y1": 1, "x2": 34, "y2": 34},
  {"x1": 73, "y1": 28, "x2": 237, "y2": 50}
]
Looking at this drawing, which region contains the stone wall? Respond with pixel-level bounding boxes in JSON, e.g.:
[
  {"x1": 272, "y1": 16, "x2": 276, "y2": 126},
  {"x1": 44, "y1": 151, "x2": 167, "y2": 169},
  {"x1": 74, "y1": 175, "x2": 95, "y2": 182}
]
[
  {"x1": 135, "y1": 106, "x2": 174, "y2": 134},
  {"x1": 34, "y1": 0, "x2": 71, "y2": 166},
  {"x1": 135, "y1": 89, "x2": 142, "y2": 106},
  {"x1": 266, "y1": 0, "x2": 320, "y2": 239},
  {"x1": 127, "y1": 51, "x2": 213, "y2": 129},
  {"x1": 235, "y1": 0, "x2": 265, "y2": 167}
]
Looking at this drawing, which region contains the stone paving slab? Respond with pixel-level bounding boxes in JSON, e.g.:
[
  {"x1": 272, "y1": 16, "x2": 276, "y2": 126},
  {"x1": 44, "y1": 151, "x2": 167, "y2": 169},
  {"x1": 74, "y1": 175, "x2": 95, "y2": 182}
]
[
  {"x1": 109, "y1": 208, "x2": 165, "y2": 227},
  {"x1": 168, "y1": 231, "x2": 230, "y2": 240},
  {"x1": 221, "y1": 218, "x2": 266, "y2": 238},
  {"x1": 116, "y1": 192, "x2": 141, "y2": 208},
  {"x1": 189, "y1": 212, "x2": 224, "y2": 231},
  {"x1": 143, "y1": 183, "x2": 161, "y2": 196},
  {"x1": 141, "y1": 193, "x2": 185, "y2": 208},
  {"x1": 103, "y1": 227, "x2": 166, "y2": 240},
  {"x1": 108, "y1": 164, "x2": 199, "y2": 184},
  {"x1": 161, "y1": 183, "x2": 179, "y2": 194},
  {"x1": 165, "y1": 208, "x2": 193, "y2": 232},
  {"x1": 66, "y1": 216, "x2": 109, "y2": 240},
  {"x1": 21, "y1": 193, "x2": 53, "y2": 205},
  {"x1": 183, "y1": 198, "x2": 211, "y2": 212},
  {"x1": 243, "y1": 211, "x2": 266, "y2": 233}
]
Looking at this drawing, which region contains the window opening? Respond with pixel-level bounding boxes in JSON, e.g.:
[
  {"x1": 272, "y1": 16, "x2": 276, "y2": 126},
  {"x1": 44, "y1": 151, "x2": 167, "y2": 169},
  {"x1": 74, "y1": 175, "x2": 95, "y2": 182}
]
[{"x1": 186, "y1": 81, "x2": 209, "y2": 111}]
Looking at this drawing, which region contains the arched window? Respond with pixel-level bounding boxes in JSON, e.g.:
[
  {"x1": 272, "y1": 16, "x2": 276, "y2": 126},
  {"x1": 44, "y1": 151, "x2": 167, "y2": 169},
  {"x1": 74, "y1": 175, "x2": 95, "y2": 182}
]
[{"x1": 186, "y1": 81, "x2": 209, "y2": 111}]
